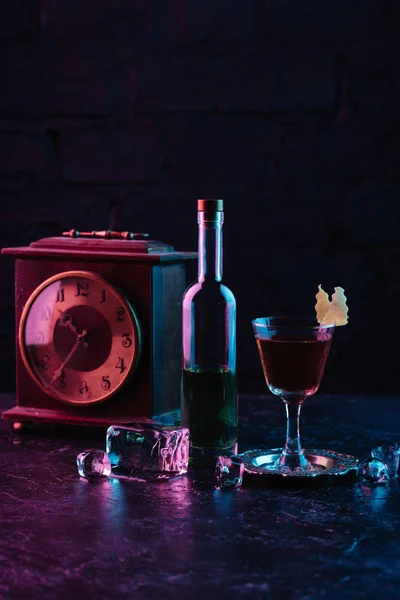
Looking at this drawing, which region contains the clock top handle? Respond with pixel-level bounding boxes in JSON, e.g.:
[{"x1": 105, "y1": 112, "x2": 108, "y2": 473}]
[{"x1": 63, "y1": 230, "x2": 150, "y2": 241}]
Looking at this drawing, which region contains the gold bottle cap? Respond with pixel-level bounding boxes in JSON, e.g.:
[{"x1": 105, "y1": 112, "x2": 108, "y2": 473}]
[{"x1": 197, "y1": 199, "x2": 224, "y2": 212}]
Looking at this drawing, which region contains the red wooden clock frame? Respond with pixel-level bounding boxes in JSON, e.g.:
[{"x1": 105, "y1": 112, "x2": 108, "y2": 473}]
[{"x1": 1, "y1": 233, "x2": 197, "y2": 429}]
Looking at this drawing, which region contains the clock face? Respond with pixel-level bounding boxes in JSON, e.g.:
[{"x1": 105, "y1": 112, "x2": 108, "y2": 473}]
[{"x1": 19, "y1": 271, "x2": 141, "y2": 405}]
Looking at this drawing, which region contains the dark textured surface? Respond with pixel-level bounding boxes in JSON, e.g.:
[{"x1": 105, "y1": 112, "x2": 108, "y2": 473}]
[{"x1": 1, "y1": 392, "x2": 400, "y2": 600}]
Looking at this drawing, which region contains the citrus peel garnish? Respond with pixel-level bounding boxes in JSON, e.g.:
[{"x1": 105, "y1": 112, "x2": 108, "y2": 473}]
[{"x1": 315, "y1": 285, "x2": 349, "y2": 326}]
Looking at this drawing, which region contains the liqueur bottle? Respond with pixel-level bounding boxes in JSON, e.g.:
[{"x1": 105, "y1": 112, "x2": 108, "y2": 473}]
[{"x1": 182, "y1": 199, "x2": 237, "y2": 465}]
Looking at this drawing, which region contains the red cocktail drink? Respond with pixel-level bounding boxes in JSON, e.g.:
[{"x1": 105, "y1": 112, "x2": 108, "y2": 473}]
[
  {"x1": 256, "y1": 334, "x2": 332, "y2": 398},
  {"x1": 252, "y1": 316, "x2": 336, "y2": 471}
]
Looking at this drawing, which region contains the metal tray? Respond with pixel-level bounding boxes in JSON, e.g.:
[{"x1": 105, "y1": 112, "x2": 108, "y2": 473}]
[{"x1": 239, "y1": 448, "x2": 359, "y2": 484}]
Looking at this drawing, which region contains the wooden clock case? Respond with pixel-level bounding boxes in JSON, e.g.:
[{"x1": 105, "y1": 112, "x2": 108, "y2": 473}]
[{"x1": 1, "y1": 234, "x2": 196, "y2": 428}]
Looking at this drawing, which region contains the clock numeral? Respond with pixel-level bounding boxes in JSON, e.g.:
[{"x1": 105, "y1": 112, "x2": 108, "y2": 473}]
[
  {"x1": 122, "y1": 333, "x2": 132, "y2": 348},
  {"x1": 36, "y1": 331, "x2": 44, "y2": 344},
  {"x1": 40, "y1": 306, "x2": 51, "y2": 321},
  {"x1": 79, "y1": 381, "x2": 89, "y2": 394},
  {"x1": 56, "y1": 288, "x2": 65, "y2": 303},
  {"x1": 75, "y1": 280, "x2": 89, "y2": 297},
  {"x1": 42, "y1": 354, "x2": 51, "y2": 370},
  {"x1": 101, "y1": 375, "x2": 111, "y2": 391},
  {"x1": 115, "y1": 357, "x2": 127, "y2": 373},
  {"x1": 116, "y1": 307, "x2": 125, "y2": 322},
  {"x1": 100, "y1": 289, "x2": 106, "y2": 304}
]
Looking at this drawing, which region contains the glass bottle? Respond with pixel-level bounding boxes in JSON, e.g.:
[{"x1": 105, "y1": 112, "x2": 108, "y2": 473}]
[{"x1": 182, "y1": 199, "x2": 237, "y2": 466}]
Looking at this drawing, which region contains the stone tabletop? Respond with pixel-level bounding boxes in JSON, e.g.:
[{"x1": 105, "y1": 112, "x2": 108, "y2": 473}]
[{"x1": 1, "y1": 393, "x2": 400, "y2": 600}]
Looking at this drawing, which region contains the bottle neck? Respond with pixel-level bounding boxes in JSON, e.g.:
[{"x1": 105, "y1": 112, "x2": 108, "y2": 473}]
[{"x1": 198, "y1": 211, "x2": 223, "y2": 283}]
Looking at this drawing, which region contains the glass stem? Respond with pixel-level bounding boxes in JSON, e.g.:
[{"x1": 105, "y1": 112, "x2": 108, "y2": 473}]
[{"x1": 279, "y1": 400, "x2": 309, "y2": 468}]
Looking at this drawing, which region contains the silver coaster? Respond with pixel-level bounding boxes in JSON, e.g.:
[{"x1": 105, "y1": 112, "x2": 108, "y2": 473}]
[{"x1": 239, "y1": 448, "x2": 359, "y2": 480}]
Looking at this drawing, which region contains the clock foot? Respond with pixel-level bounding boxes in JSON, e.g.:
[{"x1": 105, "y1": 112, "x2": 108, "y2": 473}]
[{"x1": 13, "y1": 421, "x2": 32, "y2": 433}]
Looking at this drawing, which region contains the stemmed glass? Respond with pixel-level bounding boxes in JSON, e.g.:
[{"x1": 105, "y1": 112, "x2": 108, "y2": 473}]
[{"x1": 250, "y1": 316, "x2": 335, "y2": 474}]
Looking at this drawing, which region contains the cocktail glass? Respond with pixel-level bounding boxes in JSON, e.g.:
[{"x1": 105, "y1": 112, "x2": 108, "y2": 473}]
[{"x1": 251, "y1": 316, "x2": 335, "y2": 474}]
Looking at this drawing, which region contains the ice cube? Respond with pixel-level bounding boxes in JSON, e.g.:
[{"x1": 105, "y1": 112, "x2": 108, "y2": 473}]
[
  {"x1": 371, "y1": 443, "x2": 400, "y2": 478},
  {"x1": 215, "y1": 455, "x2": 244, "y2": 490},
  {"x1": 106, "y1": 424, "x2": 189, "y2": 481},
  {"x1": 357, "y1": 458, "x2": 390, "y2": 484},
  {"x1": 77, "y1": 449, "x2": 111, "y2": 481}
]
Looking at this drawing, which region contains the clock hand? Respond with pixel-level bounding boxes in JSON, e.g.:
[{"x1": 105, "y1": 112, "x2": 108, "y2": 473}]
[
  {"x1": 50, "y1": 329, "x2": 88, "y2": 384},
  {"x1": 57, "y1": 311, "x2": 86, "y2": 338}
]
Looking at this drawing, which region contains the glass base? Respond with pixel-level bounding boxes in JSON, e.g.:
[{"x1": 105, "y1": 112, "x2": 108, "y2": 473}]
[
  {"x1": 278, "y1": 449, "x2": 310, "y2": 469},
  {"x1": 240, "y1": 448, "x2": 359, "y2": 479},
  {"x1": 189, "y1": 441, "x2": 238, "y2": 467}
]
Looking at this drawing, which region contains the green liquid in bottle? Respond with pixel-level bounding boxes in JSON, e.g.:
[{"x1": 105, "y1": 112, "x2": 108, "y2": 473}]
[{"x1": 182, "y1": 366, "x2": 237, "y2": 463}]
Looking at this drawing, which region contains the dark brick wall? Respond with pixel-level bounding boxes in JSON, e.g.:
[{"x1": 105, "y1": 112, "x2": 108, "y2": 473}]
[{"x1": 0, "y1": 1, "x2": 399, "y2": 393}]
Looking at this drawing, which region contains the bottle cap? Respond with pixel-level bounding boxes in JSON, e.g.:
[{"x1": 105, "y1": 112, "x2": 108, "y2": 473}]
[{"x1": 197, "y1": 199, "x2": 224, "y2": 212}]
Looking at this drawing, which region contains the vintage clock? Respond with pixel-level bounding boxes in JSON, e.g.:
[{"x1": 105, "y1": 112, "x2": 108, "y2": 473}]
[{"x1": 1, "y1": 230, "x2": 196, "y2": 428}]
